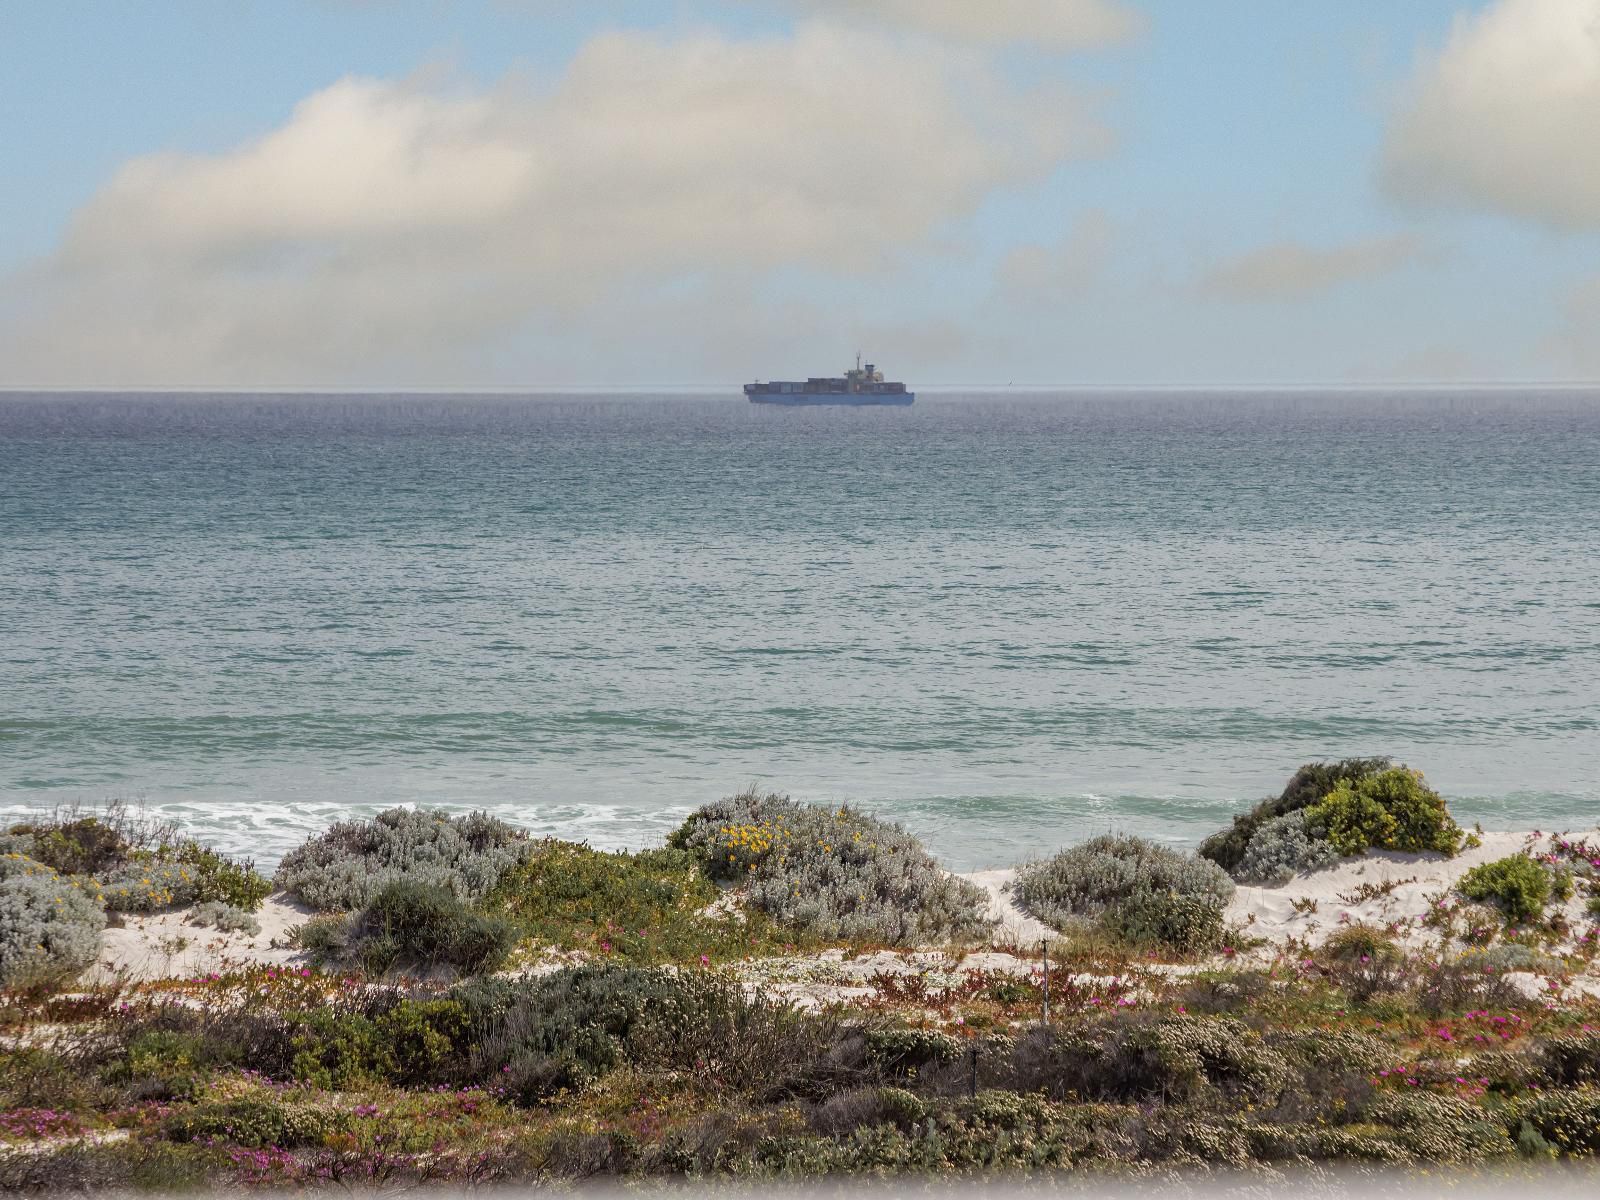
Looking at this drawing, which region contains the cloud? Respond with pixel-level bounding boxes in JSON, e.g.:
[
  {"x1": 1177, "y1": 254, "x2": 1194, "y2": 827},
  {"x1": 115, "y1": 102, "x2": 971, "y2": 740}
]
[
  {"x1": 771, "y1": 0, "x2": 1143, "y2": 50},
  {"x1": 995, "y1": 210, "x2": 1117, "y2": 303},
  {"x1": 1198, "y1": 234, "x2": 1426, "y2": 302},
  {"x1": 2, "y1": 23, "x2": 1104, "y2": 386},
  {"x1": 1382, "y1": 0, "x2": 1600, "y2": 229}
]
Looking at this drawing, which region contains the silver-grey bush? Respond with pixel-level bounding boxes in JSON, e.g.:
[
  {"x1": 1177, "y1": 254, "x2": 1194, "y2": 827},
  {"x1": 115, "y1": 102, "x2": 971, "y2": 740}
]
[
  {"x1": 0, "y1": 869, "x2": 107, "y2": 985},
  {"x1": 274, "y1": 808, "x2": 532, "y2": 912},
  {"x1": 672, "y1": 791, "x2": 993, "y2": 945},
  {"x1": 1012, "y1": 833, "x2": 1234, "y2": 932},
  {"x1": 1234, "y1": 812, "x2": 1341, "y2": 885}
]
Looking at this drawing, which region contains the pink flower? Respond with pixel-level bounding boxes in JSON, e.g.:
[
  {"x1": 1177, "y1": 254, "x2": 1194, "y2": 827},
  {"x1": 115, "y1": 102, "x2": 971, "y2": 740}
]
[{"x1": 700, "y1": 954, "x2": 710, "y2": 966}]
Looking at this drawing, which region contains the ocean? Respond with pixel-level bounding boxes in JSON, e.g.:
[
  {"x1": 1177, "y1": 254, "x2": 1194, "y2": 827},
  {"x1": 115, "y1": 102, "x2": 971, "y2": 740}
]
[{"x1": 1, "y1": 389, "x2": 1596, "y2": 872}]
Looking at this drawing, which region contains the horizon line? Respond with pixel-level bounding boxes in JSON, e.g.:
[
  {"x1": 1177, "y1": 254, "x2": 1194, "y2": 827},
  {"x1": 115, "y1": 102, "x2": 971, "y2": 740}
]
[{"x1": 5, "y1": 380, "x2": 1600, "y2": 396}]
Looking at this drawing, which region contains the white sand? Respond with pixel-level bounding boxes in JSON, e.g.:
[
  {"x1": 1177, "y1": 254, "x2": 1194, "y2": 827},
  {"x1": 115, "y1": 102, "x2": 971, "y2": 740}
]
[{"x1": 90, "y1": 892, "x2": 313, "y2": 984}]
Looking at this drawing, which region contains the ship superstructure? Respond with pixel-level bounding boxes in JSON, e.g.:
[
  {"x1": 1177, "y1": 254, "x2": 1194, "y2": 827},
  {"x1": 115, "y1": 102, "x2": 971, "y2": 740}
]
[{"x1": 745, "y1": 355, "x2": 914, "y2": 405}]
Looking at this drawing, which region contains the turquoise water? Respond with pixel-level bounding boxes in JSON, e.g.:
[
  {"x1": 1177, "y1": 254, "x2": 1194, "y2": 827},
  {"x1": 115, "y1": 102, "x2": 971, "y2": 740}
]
[{"x1": 1, "y1": 390, "x2": 1597, "y2": 870}]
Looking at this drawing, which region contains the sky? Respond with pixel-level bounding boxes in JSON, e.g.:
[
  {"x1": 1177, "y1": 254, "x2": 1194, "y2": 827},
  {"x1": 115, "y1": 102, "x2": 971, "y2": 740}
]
[{"x1": 2, "y1": 0, "x2": 1599, "y2": 389}]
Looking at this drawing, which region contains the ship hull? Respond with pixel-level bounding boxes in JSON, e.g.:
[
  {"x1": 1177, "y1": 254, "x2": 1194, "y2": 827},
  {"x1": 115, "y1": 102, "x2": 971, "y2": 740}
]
[{"x1": 748, "y1": 392, "x2": 914, "y2": 406}]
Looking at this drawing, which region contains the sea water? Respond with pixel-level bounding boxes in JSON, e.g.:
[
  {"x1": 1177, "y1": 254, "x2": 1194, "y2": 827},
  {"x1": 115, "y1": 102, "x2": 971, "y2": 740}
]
[{"x1": 1, "y1": 389, "x2": 1596, "y2": 871}]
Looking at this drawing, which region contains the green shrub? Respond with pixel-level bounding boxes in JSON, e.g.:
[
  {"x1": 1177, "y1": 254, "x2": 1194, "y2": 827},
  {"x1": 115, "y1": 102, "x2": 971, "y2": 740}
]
[
  {"x1": 1199, "y1": 758, "x2": 1392, "y2": 874},
  {"x1": 454, "y1": 963, "x2": 830, "y2": 1102},
  {"x1": 1511, "y1": 1089, "x2": 1600, "y2": 1155},
  {"x1": 864, "y1": 1027, "x2": 962, "y2": 1075},
  {"x1": 1541, "y1": 1033, "x2": 1600, "y2": 1087},
  {"x1": 335, "y1": 880, "x2": 518, "y2": 976},
  {"x1": 278, "y1": 999, "x2": 470, "y2": 1088},
  {"x1": 0, "y1": 870, "x2": 106, "y2": 986},
  {"x1": 670, "y1": 791, "x2": 992, "y2": 945},
  {"x1": 1305, "y1": 767, "x2": 1462, "y2": 856},
  {"x1": 275, "y1": 807, "x2": 532, "y2": 912},
  {"x1": 1008, "y1": 1016, "x2": 1293, "y2": 1106},
  {"x1": 1105, "y1": 890, "x2": 1227, "y2": 953},
  {"x1": 12, "y1": 817, "x2": 129, "y2": 877},
  {"x1": 1458, "y1": 855, "x2": 1555, "y2": 923},
  {"x1": 176, "y1": 842, "x2": 272, "y2": 910},
  {"x1": 164, "y1": 1099, "x2": 349, "y2": 1148},
  {"x1": 1012, "y1": 834, "x2": 1233, "y2": 952},
  {"x1": 492, "y1": 839, "x2": 794, "y2": 962}
]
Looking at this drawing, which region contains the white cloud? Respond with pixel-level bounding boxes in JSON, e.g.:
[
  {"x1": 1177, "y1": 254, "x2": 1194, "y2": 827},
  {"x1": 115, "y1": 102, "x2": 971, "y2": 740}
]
[
  {"x1": 775, "y1": 0, "x2": 1144, "y2": 49},
  {"x1": 1383, "y1": 0, "x2": 1600, "y2": 228},
  {"x1": 995, "y1": 210, "x2": 1117, "y2": 302},
  {"x1": 1198, "y1": 234, "x2": 1426, "y2": 302},
  {"x1": 2, "y1": 24, "x2": 1104, "y2": 386}
]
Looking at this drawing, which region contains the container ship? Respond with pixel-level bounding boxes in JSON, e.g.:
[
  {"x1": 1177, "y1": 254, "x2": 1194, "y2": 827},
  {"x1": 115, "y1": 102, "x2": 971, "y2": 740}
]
[{"x1": 744, "y1": 355, "x2": 913, "y2": 406}]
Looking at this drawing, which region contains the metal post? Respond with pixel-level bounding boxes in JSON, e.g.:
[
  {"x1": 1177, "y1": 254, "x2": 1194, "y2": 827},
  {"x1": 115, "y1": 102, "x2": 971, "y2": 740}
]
[
  {"x1": 1041, "y1": 938, "x2": 1051, "y2": 1024},
  {"x1": 968, "y1": 1044, "x2": 978, "y2": 1100}
]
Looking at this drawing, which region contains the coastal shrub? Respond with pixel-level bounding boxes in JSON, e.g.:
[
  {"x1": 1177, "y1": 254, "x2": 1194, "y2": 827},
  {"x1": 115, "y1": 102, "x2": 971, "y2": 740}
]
[
  {"x1": 455, "y1": 964, "x2": 830, "y2": 1102},
  {"x1": 1012, "y1": 834, "x2": 1233, "y2": 952},
  {"x1": 97, "y1": 860, "x2": 198, "y2": 912},
  {"x1": 1458, "y1": 854, "x2": 1556, "y2": 923},
  {"x1": 1199, "y1": 758, "x2": 1392, "y2": 874},
  {"x1": 1234, "y1": 812, "x2": 1340, "y2": 885},
  {"x1": 1509, "y1": 1089, "x2": 1600, "y2": 1155},
  {"x1": 1105, "y1": 890, "x2": 1227, "y2": 953},
  {"x1": 274, "y1": 807, "x2": 531, "y2": 912},
  {"x1": 6, "y1": 800, "x2": 181, "y2": 877},
  {"x1": 492, "y1": 839, "x2": 793, "y2": 962},
  {"x1": 1318, "y1": 924, "x2": 1407, "y2": 1001},
  {"x1": 0, "y1": 871, "x2": 107, "y2": 986},
  {"x1": 1367, "y1": 1092, "x2": 1513, "y2": 1161},
  {"x1": 1007, "y1": 1016, "x2": 1293, "y2": 1105},
  {"x1": 164, "y1": 1099, "x2": 349, "y2": 1149},
  {"x1": 1411, "y1": 957, "x2": 1524, "y2": 1018},
  {"x1": 273, "y1": 998, "x2": 471, "y2": 1088},
  {"x1": 1304, "y1": 767, "x2": 1463, "y2": 857},
  {"x1": 322, "y1": 880, "x2": 518, "y2": 976},
  {"x1": 175, "y1": 843, "x2": 272, "y2": 911},
  {"x1": 190, "y1": 900, "x2": 261, "y2": 936},
  {"x1": 1540, "y1": 1033, "x2": 1600, "y2": 1087},
  {"x1": 669, "y1": 791, "x2": 992, "y2": 945}
]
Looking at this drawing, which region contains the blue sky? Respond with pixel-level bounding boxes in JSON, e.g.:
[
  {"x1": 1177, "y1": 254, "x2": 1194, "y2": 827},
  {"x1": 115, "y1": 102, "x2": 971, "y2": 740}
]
[{"x1": 2, "y1": 0, "x2": 1598, "y2": 387}]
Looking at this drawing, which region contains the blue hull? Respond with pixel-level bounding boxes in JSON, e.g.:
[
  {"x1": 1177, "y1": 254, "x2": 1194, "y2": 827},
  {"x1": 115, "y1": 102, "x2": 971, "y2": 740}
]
[{"x1": 749, "y1": 393, "x2": 914, "y2": 406}]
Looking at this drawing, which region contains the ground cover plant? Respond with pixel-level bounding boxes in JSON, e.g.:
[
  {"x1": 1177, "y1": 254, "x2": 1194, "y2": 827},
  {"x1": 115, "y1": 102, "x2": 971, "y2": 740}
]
[
  {"x1": 274, "y1": 807, "x2": 532, "y2": 912},
  {"x1": 670, "y1": 790, "x2": 993, "y2": 945},
  {"x1": 1011, "y1": 834, "x2": 1234, "y2": 953}
]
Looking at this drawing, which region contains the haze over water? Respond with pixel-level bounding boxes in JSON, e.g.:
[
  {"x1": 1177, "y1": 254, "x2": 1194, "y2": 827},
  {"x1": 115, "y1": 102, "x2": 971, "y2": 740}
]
[{"x1": 2, "y1": 389, "x2": 1596, "y2": 871}]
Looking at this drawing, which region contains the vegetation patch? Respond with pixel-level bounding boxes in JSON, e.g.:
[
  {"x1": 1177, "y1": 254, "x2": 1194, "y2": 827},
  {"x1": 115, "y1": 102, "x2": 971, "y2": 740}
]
[
  {"x1": 274, "y1": 807, "x2": 532, "y2": 912},
  {"x1": 1199, "y1": 757, "x2": 1392, "y2": 875},
  {"x1": 1201, "y1": 760, "x2": 1465, "y2": 883},
  {"x1": 302, "y1": 879, "x2": 517, "y2": 977},
  {"x1": 670, "y1": 791, "x2": 992, "y2": 945},
  {"x1": 0, "y1": 869, "x2": 107, "y2": 986},
  {"x1": 1011, "y1": 834, "x2": 1233, "y2": 953},
  {"x1": 1305, "y1": 767, "x2": 1463, "y2": 857},
  {"x1": 492, "y1": 839, "x2": 801, "y2": 962},
  {"x1": 1458, "y1": 854, "x2": 1568, "y2": 924}
]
